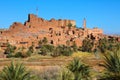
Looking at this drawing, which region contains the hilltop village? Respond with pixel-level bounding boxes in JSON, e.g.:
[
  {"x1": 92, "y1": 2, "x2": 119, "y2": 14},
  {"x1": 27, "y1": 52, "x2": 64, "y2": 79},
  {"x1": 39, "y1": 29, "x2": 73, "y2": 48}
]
[
  {"x1": 0, "y1": 14, "x2": 105, "y2": 50},
  {"x1": 0, "y1": 14, "x2": 104, "y2": 49}
]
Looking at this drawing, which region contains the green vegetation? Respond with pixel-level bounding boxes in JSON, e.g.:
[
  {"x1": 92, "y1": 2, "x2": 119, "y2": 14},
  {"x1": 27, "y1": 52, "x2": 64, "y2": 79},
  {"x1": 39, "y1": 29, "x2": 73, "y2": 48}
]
[
  {"x1": 2, "y1": 35, "x2": 120, "y2": 80},
  {"x1": 99, "y1": 50, "x2": 120, "y2": 80},
  {"x1": 1, "y1": 50, "x2": 120, "y2": 80},
  {"x1": 61, "y1": 68, "x2": 74, "y2": 80},
  {"x1": 81, "y1": 37, "x2": 120, "y2": 54},
  {"x1": 42, "y1": 37, "x2": 48, "y2": 45},
  {"x1": 39, "y1": 44, "x2": 55, "y2": 56},
  {"x1": 4, "y1": 37, "x2": 120, "y2": 59},
  {"x1": 82, "y1": 38, "x2": 94, "y2": 52},
  {"x1": 38, "y1": 44, "x2": 74, "y2": 57},
  {"x1": 0, "y1": 62, "x2": 36, "y2": 80},
  {"x1": 98, "y1": 38, "x2": 109, "y2": 53},
  {"x1": 54, "y1": 45, "x2": 73, "y2": 56},
  {"x1": 67, "y1": 23, "x2": 73, "y2": 29},
  {"x1": 67, "y1": 57, "x2": 91, "y2": 80},
  {"x1": 4, "y1": 43, "x2": 16, "y2": 57}
]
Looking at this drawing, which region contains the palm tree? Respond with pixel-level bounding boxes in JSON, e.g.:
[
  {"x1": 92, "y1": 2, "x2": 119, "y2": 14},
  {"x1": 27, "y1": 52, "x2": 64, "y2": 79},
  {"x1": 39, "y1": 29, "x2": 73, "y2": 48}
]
[
  {"x1": 100, "y1": 50, "x2": 120, "y2": 80},
  {"x1": 67, "y1": 57, "x2": 91, "y2": 80},
  {"x1": 0, "y1": 62, "x2": 36, "y2": 80}
]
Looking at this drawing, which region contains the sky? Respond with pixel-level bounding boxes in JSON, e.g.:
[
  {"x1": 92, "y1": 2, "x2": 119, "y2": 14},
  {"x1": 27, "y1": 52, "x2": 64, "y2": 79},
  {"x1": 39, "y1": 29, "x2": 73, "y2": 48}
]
[{"x1": 0, "y1": 0, "x2": 120, "y2": 34}]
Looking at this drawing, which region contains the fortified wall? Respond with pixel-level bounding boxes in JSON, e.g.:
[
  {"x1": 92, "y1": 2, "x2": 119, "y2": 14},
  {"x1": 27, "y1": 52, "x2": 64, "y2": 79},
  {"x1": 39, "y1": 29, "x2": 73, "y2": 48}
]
[{"x1": 24, "y1": 14, "x2": 76, "y2": 29}]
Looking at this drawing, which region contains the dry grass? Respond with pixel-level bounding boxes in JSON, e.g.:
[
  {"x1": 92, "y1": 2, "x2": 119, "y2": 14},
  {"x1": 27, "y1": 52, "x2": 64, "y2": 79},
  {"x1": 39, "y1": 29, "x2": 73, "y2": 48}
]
[
  {"x1": 0, "y1": 52, "x2": 104, "y2": 77},
  {"x1": 72, "y1": 51, "x2": 94, "y2": 58}
]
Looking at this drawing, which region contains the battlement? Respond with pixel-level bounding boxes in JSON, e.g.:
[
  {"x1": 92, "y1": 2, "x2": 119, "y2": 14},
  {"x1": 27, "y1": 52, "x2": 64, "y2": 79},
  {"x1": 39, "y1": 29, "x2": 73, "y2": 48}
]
[{"x1": 25, "y1": 14, "x2": 76, "y2": 28}]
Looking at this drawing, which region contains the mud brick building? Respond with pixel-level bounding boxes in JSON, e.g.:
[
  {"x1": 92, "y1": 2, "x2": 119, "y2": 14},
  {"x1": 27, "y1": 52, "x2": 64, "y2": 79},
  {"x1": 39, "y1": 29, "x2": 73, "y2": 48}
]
[{"x1": 0, "y1": 14, "x2": 103, "y2": 48}]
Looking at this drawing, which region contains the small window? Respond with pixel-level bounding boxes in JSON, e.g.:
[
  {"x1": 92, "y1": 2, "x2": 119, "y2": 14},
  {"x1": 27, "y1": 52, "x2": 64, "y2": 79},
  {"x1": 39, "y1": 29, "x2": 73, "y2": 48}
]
[
  {"x1": 29, "y1": 26, "x2": 31, "y2": 28},
  {"x1": 0, "y1": 31, "x2": 2, "y2": 34},
  {"x1": 50, "y1": 40, "x2": 54, "y2": 44},
  {"x1": 49, "y1": 28, "x2": 53, "y2": 31},
  {"x1": 72, "y1": 30, "x2": 75, "y2": 34}
]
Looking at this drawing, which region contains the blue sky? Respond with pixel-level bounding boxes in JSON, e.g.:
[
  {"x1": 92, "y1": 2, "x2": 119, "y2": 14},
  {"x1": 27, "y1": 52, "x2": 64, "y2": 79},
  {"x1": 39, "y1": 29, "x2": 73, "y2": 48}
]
[{"x1": 0, "y1": 0, "x2": 120, "y2": 34}]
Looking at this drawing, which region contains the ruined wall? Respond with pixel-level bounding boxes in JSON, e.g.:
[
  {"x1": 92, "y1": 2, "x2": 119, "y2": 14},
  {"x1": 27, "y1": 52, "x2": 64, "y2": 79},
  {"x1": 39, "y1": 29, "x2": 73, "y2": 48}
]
[
  {"x1": 87, "y1": 28, "x2": 103, "y2": 35},
  {"x1": 25, "y1": 14, "x2": 76, "y2": 28}
]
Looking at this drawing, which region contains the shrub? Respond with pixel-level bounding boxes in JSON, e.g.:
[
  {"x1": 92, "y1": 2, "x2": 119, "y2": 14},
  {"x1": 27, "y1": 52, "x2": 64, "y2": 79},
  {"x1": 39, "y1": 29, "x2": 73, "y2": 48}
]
[
  {"x1": 26, "y1": 50, "x2": 33, "y2": 57},
  {"x1": 39, "y1": 44, "x2": 55, "y2": 56},
  {"x1": 82, "y1": 38, "x2": 93, "y2": 52},
  {"x1": 61, "y1": 68, "x2": 74, "y2": 80},
  {"x1": 67, "y1": 57, "x2": 91, "y2": 80},
  {"x1": 98, "y1": 38, "x2": 109, "y2": 53},
  {"x1": 14, "y1": 52, "x2": 24, "y2": 58},
  {"x1": 0, "y1": 62, "x2": 36, "y2": 80},
  {"x1": 99, "y1": 50, "x2": 120, "y2": 80},
  {"x1": 4, "y1": 43, "x2": 16, "y2": 55},
  {"x1": 52, "y1": 45, "x2": 73, "y2": 57},
  {"x1": 42, "y1": 37, "x2": 48, "y2": 45},
  {"x1": 68, "y1": 23, "x2": 73, "y2": 29},
  {"x1": 71, "y1": 41, "x2": 78, "y2": 52}
]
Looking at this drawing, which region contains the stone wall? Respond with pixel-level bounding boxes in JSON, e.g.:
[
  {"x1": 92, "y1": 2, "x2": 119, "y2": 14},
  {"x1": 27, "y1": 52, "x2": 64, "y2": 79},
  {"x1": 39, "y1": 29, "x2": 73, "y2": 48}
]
[{"x1": 25, "y1": 14, "x2": 76, "y2": 28}]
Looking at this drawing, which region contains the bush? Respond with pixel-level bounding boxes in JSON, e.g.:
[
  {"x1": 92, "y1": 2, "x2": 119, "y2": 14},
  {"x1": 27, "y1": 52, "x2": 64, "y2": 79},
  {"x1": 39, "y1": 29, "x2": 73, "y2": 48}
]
[
  {"x1": 26, "y1": 50, "x2": 33, "y2": 57},
  {"x1": 82, "y1": 38, "x2": 93, "y2": 52},
  {"x1": 6, "y1": 53, "x2": 14, "y2": 58},
  {"x1": 4, "y1": 43, "x2": 16, "y2": 54},
  {"x1": 71, "y1": 41, "x2": 78, "y2": 52},
  {"x1": 39, "y1": 44, "x2": 55, "y2": 56},
  {"x1": 61, "y1": 68, "x2": 74, "y2": 80},
  {"x1": 67, "y1": 57, "x2": 91, "y2": 80},
  {"x1": 52, "y1": 45, "x2": 73, "y2": 57},
  {"x1": 0, "y1": 62, "x2": 36, "y2": 80},
  {"x1": 99, "y1": 50, "x2": 120, "y2": 80},
  {"x1": 67, "y1": 23, "x2": 73, "y2": 29},
  {"x1": 14, "y1": 52, "x2": 24, "y2": 58}
]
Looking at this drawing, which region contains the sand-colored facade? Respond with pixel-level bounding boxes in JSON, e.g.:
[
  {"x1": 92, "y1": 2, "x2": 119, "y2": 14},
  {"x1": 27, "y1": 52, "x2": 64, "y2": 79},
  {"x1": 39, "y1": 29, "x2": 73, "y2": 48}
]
[{"x1": 0, "y1": 14, "x2": 103, "y2": 48}]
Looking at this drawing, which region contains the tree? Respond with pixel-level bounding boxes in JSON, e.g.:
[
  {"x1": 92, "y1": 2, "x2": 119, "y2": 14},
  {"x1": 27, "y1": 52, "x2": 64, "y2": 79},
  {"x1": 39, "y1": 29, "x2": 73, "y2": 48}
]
[
  {"x1": 66, "y1": 40, "x2": 70, "y2": 46},
  {"x1": 39, "y1": 44, "x2": 55, "y2": 56},
  {"x1": 0, "y1": 62, "x2": 36, "y2": 80},
  {"x1": 42, "y1": 37, "x2": 48, "y2": 45},
  {"x1": 38, "y1": 40, "x2": 42, "y2": 46},
  {"x1": 98, "y1": 38, "x2": 109, "y2": 53},
  {"x1": 82, "y1": 38, "x2": 93, "y2": 52},
  {"x1": 67, "y1": 57, "x2": 91, "y2": 80},
  {"x1": 4, "y1": 43, "x2": 16, "y2": 58},
  {"x1": 68, "y1": 23, "x2": 73, "y2": 29},
  {"x1": 72, "y1": 41, "x2": 78, "y2": 52},
  {"x1": 26, "y1": 44, "x2": 34, "y2": 56},
  {"x1": 52, "y1": 45, "x2": 73, "y2": 57},
  {"x1": 4, "y1": 43, "x2": 16, "y2": 54}
]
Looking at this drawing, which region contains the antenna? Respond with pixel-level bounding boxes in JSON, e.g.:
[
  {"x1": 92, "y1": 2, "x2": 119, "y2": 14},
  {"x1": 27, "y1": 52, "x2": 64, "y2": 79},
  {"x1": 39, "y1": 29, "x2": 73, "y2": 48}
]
[{"x1": 36, "y1": 7, "x2": 38, "y2": 16}]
